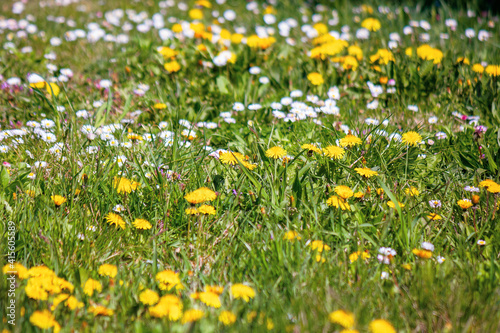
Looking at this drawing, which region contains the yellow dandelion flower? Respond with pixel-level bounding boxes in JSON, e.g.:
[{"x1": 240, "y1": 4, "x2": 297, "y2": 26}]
[
  {"x1": 149, "y1": 295, "x2": 183, "y2": 320},
  {"x1": 412, "y1": 249, "x2": 432, "y2": 259},
  {"x1": 3, "y1": 262, "x2": 29, "y2": 279},
  {"x1": 309, "y1": 240, "x2": 331, "y2": 252},
  {"x1": 265, "y1": 146, "x2": 287, "y2": 159},
  {"x1": 98, "y1": 264, "x2": 117, "y2": 278},
  {"x1": 387, "y1": 201, "x2": 405, "y2": 209},
  {"x1": 329, "y1": 310, "x2": 355, "y2": 328},
  {"x1": 157, "y1": 46, "x2": 178, "y2": 58},
  {"x1": 370, "y1": 49, "x2": 394, "y2": 65},
  {"x1": 164, "y1": 61, "x2": 181, "y2": 73},
  {"x1": 83, "y1": 278, "x2": 102, "y2": 296},
  {"x1": 185, "y1": 207, "x2": 198, "y2": 215},
  {"x1": 184, "y1": 187, "x2": 217, "y2": 204},
  {"x1": 105, "y1": 212, "x2": 125, "y2": 229},
  {"x1": 472, "y1": 63, "x2": 484, "y2": 73},
  {"x1": 427, "y1": 213, "x2": 442, "y2": 220},
  {"x1": 369, "y1": 319, "x2": 396, "y2": 333},
  {"x1": 153, "y1": 103, "x2": 167, "y2": 110},
  {"x1": 307, "y1": 72, "x2": 324, "y2": 85},
  {"x1": 416, "y1": 45, "x2": 443, "y2": 64},
  {"x1": 457, "y1": 199, "x2": 473, "y2": 209},
  {"x1": 191, "y1": 291, "x2": 221, "y2": 308},
  {"x1": 65, "y1": 296, "x2": 84, "y2": 310},
  {"x1": 113, "y1": 177, "x2": 140, "y2": 194},
  {"x1": 283, "y1": 231, "x2": 301, "y2": 241},
  {"x1": 197, "y1": 204, "x2": 216, "y2": 215},
  {"x1": 339, "y1": 134, "x2": 362, "y2": 148},
  {"x1": 487, "y1": 183, "x2": 500, "y2": 193},
  {"x1": 182, "y1": 309, "x2": 204, "y2": 324},
  {"x1": 219, "y1": 311, "x2": 236, "y2": 326},
  {"x1": 335, "y1": 185, "x2": 354, "y2": 199},
  {"x1": 219, "y1": 151, "x2": 248, "y2": 165},
  {"x1": 88, "y1": 305, "x2": 114, "y2": 316},
  {"x1": 354, "y1": 167, "x2": 378, "y2": 178},
  {"x1": 323, "y1": 145, "x2": 346, "y2": 159},
  {"x1": 51, "y1": 195, "x2": 67, "y2": 206},
  {"x1": 205, "y1": 285, "x2": 224, "y2": 295},
  {"x1": 402, "y1": 131, "x2": 422, "y2": 146},
  {"x1": 30, "y1": 310, "x2": 58, "y2": 330},
  {"x1": 139, "y1": 289, "x2": 159, "y2": 305},
  {"x1": 361, "y1": 18, "x2": 381, "y2": 31},
  {"x1": 485, "y1": 65, "x2": 500, "y2": 76},
  {"x1": 51, "y1": 293, "x2": 69, "y2": 310},
  {"x1": 327, "y1": 195, "x2": 351, "y2": 210},
  {"x1": 156, "y1": 270, "x2": 181, "y2": 290},
  {"x1": 301, "y1": 144, "x2": 322, "y2": 154},
  {"x1": 349, "y1": 251, "x2": 371, "y2": 263},
  {"x1": 405, "y1": 187, "x2": 420, "y2": 196},
  {"x1": 132, "y1": 218, "x2": 152, "y2": 230},
  {"x1": 348, "y1": 45, "x2": 363, "y2": 60},
  {"x1": 230, "y1": 284, "x2": 256, "y2": 302}
]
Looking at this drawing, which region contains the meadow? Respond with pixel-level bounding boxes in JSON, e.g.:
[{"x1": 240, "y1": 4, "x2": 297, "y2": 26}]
[{"x1": 1, "y1": 0, "x2": 500, "y2": 332}]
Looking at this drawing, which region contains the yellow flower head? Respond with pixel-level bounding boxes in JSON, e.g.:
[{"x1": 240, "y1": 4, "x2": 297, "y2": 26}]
[
  {"x1": 323, "y1": 145, "x2": 346, "y2": 159},
  {"x1": 329, "y1": 310, "x2": 355, "y2": 328},
  {"x1": 405, "y1": 187, "x2": 420, "y2": 196},
  {"x1": 164, "y1": 61, "x2": 181, "y2": 73},
  {"x1": 51, "y1": 195, "x2": 67, "y2": 206},
  {"x1": 197, "y1": 204, "x2": 216, "y2": 215},
  {"x1": 307, "y1": 72, "x2": 324, "y2": 85},
  {"x1": 83, "y1": 278, "x2": 102, "y2": 296},
  {"x1": 370, "y1": 49, "x2": 394, "y2": 65},
  {"x1": 283, "y1": 230, "x2": 301, "y2": 241},
  {"x1": 219, "y1": 151, "x2": 248, "y2": 165},
  {"x1": 139, "y1": 289, "x2": 159, "y2": 305},
  {"x1": 219, "y1": 311, "x2": 237, "y2": 326},
  {"x1": 335, "y1": 185, "x2": 354, "y2": 199},
  {"x1": 230, "y1": 283, "x2": 256, "y2": 302},
  {"x1": 3, "y1": 262, "x2": 29, "y2": 279},
  {"x1": 339, "y1": 134, "x2": 362, "y2": 148},
  {"x1": 427, "y1": 213, "x2": 442, "y2": 220},
  {"x1": 354, "y1": 167, "x2": 378, "y2": 178},
  {"x1": 301, "y1": 144, "x2": 322, "y2": 154},
  {"x1": 309, "y1": 240, "x2": 331, "y2": 252},
  {"x1": 89, "y1": 305, "x2": 114, "y2": 316},
  {"x1": 30, "y1": 310, "x2": 58, "y2": 330},
  {"x1": 402, "y1": 131, "x2": 422, "y2": 146},
  {"x1": 98, "y1": 264, "x2": 117, "y2": 278},
  {"x1": 191, "y1": 291, "x2": 221, "y2": 308},
  {"x1": 106, "y1": 212, "x2": 126, "y2": 229},
  {"x1": 133, "y1": 218, "x2": 152, "y2": 230},
  {"x1": 149, "y1": 295, "x2": 183, "y2": 320},
  {"x1": 457, "y1": 199, "x2": 473, "y2": 209},
  {"x1": 369, "y1": 319, "x2": 396, "y2": 333},
  {"x1": 182, "y1": 309, "x2": 205, "y2": 324},
  {"x1": 412, "y1": 248, "x2": 432, "y2": 259},
  {"x1": 416, "y1": 45, "x2": 443, "y2": 64},
  {"x1": 472, "y1": 63, "x2": 484, "y2": 73},
  {"x1": 361, "y1": 18, "x2": 381, "y2": 31},
  {"x1": 485, "y1": 65, "x2": 500, "y2": 76},
  {"x1": 184, "y1": 187, "x2": 217, "y2": 204},
  {"x1": 387, "y1": 201, "x2": 405, "y2": 209},
  {"x1": 265, "y1": 146, "x2": 287, "y2": 159},
  {"x1": 156, "y1": 270, "x2": 181, "y2": 290},
  {"x1": 327, "y1": 195, "x2": 351, "y2": 210},
  {"x1": 113, "y1": 177, "x2": 140, "y2": 194},
  {"x1": 349, "y1": 251, "x2": 371, "y2": 263}
]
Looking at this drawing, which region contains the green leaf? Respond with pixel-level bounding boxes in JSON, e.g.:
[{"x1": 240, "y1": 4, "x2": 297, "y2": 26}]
[
  {"x1": 0, "y1": 167, "x2": 9, "y2": 189},
  {"x1": 216, "y1": 75, "x2": 230, "y2": 95}
]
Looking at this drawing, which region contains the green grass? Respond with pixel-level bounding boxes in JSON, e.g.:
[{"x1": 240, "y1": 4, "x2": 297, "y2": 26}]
[{"x1": 1, "y1": 0, "x2": 500, "y2": 332}]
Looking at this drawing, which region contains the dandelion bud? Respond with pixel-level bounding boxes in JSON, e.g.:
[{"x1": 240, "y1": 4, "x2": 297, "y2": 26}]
[{"x1": 472, "y1": 195, "x2": 480, "y2": 204}]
